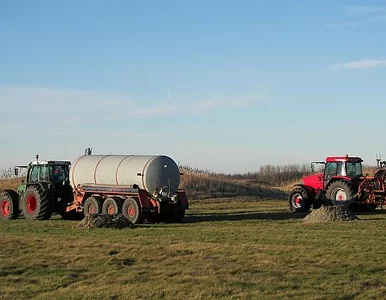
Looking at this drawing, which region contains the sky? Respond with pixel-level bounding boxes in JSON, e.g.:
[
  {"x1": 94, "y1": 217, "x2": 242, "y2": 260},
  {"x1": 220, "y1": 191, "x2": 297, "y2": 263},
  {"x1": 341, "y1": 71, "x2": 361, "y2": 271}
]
[{"x1": 1, "y1": 0, "x2": 386, "y2": 173}]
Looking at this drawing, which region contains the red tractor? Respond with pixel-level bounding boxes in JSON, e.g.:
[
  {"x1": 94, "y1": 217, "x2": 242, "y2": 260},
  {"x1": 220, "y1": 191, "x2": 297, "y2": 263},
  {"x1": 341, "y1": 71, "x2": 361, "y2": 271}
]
[{"x1": 289, "y1": 155, "x2": 386, "y2": 212}]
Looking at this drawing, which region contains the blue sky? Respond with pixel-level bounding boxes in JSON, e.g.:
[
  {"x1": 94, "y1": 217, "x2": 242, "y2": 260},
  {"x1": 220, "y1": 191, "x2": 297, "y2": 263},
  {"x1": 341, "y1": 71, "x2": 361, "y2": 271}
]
[{"x1": 1, "y1": 0, "x2": 386, "y2": 173}]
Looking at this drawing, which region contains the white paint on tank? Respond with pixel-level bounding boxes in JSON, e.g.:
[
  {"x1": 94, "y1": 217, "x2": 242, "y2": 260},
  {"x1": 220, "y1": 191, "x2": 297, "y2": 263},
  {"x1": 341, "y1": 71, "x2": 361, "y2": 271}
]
[{"x1": 70, "y1": 155, "x2": 181, "y2": 194}]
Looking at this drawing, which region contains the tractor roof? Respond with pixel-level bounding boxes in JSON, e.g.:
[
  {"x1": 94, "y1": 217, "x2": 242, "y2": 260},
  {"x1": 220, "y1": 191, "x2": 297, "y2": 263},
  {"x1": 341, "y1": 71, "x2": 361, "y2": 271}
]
[
  {"x1": 325, "y1": 156, "x2": 363, "y2": 163},
  {"x1": 30, "y1": 161, "x2": 71, "y2": 166}
]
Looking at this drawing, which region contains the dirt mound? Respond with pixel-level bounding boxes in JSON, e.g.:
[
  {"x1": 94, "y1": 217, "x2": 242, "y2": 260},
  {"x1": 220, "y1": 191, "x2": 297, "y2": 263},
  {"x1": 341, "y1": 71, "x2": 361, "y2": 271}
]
[
  {"x1": 77, "y1": 214, "x2": 136, "y2": 229},
  {"x1": 303, "y1": 205, "x2": 358, "y2": 224}
]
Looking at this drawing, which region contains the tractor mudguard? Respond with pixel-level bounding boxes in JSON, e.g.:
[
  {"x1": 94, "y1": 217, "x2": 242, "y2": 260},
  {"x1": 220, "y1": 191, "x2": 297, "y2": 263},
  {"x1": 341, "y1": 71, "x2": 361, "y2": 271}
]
[{"x1": 292, "y1": 184, "x2": 316, "y2": 199}]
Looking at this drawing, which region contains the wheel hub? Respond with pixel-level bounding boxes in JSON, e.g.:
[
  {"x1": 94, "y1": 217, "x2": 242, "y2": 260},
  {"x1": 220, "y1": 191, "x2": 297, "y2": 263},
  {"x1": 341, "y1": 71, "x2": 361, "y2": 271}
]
[
  {"x1": 335, "y1": 189, "x2": 348, "y2": 201},
  {"x1": 89, "y1": 204, "x2": 96, "y2": 214},
  {"x1": 128, "y1": 206, "x2": 135, "y2": 217},
  {"x1": 292, "y1": 194, "x2": 303, "y2": 208},
  {"x1": 107, "y1": 205, "x2": 115, "y2": 215},
  {"x1": 26, "y1": 195, "x2": 37, "y2": 214},
  {"x1": 1, "y1": 200, "x2": 10, "y2": 216}
]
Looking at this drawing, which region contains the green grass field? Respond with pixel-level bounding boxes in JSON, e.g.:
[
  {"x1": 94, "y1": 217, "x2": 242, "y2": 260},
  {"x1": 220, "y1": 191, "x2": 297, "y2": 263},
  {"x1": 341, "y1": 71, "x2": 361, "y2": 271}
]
[{"x1": 1, "y1": 198, "x2": 386, "y2": 299}]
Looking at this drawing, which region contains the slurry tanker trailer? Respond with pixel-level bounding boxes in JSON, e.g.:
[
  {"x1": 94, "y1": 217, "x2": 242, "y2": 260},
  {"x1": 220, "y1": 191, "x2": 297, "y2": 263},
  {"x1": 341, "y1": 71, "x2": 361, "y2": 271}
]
[{"x1": 0, "y1": 152, "x2": 189, "y2": 224}]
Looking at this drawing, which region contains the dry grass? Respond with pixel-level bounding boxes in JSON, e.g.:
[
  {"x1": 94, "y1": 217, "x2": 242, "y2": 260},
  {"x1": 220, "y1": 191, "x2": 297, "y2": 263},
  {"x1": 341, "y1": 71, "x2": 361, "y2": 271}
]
[
  {"x1": 0, "y1": 178, "x2": 23, "y2": 191},
  {"x1": 180, "y1": 172, "x2": 286, "y2": 199},
  {"x1": 1, "y1": 198, "x2": 386, "y2": 299}
]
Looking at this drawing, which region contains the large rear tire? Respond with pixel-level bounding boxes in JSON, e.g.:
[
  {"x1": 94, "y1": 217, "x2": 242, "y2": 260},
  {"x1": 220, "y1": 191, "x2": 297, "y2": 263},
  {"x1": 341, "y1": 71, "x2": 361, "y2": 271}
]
[
  {"x1": 22, "y1": 186, "x2": 53, "y2": 220},
  {"x1": 289, "y1": 187, "x2": 312, "y2": 213},
  {"x1": 122, "y1": 198, "x2": 143, "y2": 224},
  {"x1": 83, "y1": 196, "x2": 102, "y2": 216},
  {"x1": 0, "y1": 190, "x2": 19, "y2": 220},
  {"x1": 325, "y1": 180, "x2": 355, "y2": 206}
]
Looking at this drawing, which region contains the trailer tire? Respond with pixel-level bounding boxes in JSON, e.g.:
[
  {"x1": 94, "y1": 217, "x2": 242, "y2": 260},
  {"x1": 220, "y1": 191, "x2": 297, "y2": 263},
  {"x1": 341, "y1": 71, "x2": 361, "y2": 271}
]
[
  {"x1": 122, "y1": 198, "x2": 143, "y2": 224},
  {"x1": 325, "y1": 180, "x2": 355, "y2": 206},
  {"x1": 22, "y1": 186, "x2": 52, "y2": 220},
  {"x1": 102, "y1": 197, "x2": 122, "y2": 215},
  {"x1": 0, "y1": 190, "x2": 19, "y2": 220},
  {"x1": 289, "y1": 187, "x2": 311, "y2": 213},
  {"x1": 83, "y1": 196, "x2": 103, "y2": 216}
]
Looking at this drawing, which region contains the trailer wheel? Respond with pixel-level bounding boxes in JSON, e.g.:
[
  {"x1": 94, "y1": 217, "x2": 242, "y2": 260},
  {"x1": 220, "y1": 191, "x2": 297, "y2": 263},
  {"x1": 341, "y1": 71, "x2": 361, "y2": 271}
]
[
  {"x1": 0, "y1": 190, "x2": 19, "y2": 220},
  {"x1": 102, "y1": 197, "x2": 122, "y2": 215},
  {"x1": 325, "y1": 180, "x2": 354, "y2": 206},
  {"x1": 22, "y1": 186, "x2": 52, "y2": 220},
  {"x1": 122, "y1": 198, "x2": 143, "y2": 224},
  {"x1": 289, "y1": 187, "x2": 311, "y2": 213},
  {"x1": 83, "y1": 196, "x2": 102, "y2": 216}
]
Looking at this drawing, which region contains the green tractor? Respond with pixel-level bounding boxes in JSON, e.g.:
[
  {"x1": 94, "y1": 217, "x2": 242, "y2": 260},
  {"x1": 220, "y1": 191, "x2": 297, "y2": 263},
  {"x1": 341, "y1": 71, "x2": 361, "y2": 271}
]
[{"x1": 0, "y1": 156, "x2": 81, "y2": 220}]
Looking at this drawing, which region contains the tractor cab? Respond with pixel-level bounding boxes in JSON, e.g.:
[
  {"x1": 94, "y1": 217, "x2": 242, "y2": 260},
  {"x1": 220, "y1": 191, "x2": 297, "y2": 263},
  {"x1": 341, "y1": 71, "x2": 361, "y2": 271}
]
[
  {"x1": 26, "y1": 161, "x2": 70, "y2": 185},
  {"x1": 15, "y1": 156, "x2": 72, "y2": 210},
  {"x1": 302, "y1": 156, "x2": 363, "y2": 191},
  {"x1": 324, "y1": 156, "x2": 363, "y2": 184}
]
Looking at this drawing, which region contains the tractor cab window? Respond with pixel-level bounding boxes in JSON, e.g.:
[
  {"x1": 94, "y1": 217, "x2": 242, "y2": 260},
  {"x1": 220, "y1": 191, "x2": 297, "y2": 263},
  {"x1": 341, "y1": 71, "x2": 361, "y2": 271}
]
[
  {"x1": 40, "y1": 165, "x2": 49, "y2": 181},
  {"x1": 324, "y1": 163, "x2": 338, "y2": 176},
  {"x1": 324, "y1": 162, "x2": 346, "y2": 182},
  {"x1": 346, "y1": 162, "x2": 362, "y2": 177},
  {"x1": 324, "y1": 162, "x2": 337, "y2": 184},
  {"x1": 50, "y1": 165, "x2": 67, "y2": 183},
  {"x1": 337, "y1": 162, "x2": 346, "y2": 176},
  {"x1": 30, "y1": 166, "x2": 39, "y2": 182},
  {"x1": 29, "y1": 165, "x2": 49, "y2": 182}
]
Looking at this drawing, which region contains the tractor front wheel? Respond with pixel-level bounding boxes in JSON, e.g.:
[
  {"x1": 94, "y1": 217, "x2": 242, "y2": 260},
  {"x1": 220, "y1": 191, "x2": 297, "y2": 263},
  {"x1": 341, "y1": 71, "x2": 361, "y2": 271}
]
[
  {"x1": 0, "y1": 190, "x2": 19, "y2": 220},
  {"x1": 289, "y1": 187, "x2": 312, "y2": 213},
  {"x1": 22, "y1": 186, "x2": 52, "y2": 220},
  {"x1": 325, "y1": 180, "x2": 354, "y2": 206}
]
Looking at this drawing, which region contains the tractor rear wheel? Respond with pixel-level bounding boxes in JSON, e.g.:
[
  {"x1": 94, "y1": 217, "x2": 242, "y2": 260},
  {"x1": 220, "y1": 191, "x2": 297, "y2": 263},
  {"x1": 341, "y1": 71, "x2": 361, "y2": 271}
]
[
  {"x1": 102, "y1": 197, "x2": 122, "y2": 215},
  {"x1": 289, "y1": 187, "x2": 312, "y2": 213},
  {"x1": 325, "y1": 180, "x2": 355, "y2": 206},
  {"x1": 22, "y1": 186, "x2": 53, "y2": 220},
  {"x1": 0, "y1": 190, "x2": 19, "y2": 220},
  {"x1": 122, "y1": 198, "x2": 143, "y2": 224},
  {"x1": 83, "y1": 196, "x2": 102, "y2": 216}
]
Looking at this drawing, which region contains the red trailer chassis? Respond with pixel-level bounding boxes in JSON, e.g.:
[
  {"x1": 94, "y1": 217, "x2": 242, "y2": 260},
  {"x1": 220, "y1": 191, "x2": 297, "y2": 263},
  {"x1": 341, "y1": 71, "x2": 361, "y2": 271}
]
[{"x1": 67, "y1": 184, "x2": 189, "y2": 223}]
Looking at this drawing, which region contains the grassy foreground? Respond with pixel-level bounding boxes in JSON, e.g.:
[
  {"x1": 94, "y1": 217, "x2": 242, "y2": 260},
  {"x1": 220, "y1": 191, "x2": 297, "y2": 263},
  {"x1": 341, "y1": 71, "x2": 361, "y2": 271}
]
[{"x1": 1, "y1": 198, "x2": 386, "y2": 299}]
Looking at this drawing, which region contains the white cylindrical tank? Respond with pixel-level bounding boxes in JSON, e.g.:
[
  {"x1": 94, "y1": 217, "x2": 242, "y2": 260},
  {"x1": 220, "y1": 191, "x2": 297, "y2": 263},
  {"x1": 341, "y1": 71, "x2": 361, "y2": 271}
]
[{"x1": 69, "y1": 155, "x2": 181, "y2": 194}]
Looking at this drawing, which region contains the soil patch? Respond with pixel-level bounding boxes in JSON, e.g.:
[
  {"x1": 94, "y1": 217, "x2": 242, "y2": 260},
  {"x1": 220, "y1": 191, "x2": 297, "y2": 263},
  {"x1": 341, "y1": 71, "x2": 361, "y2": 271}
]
[
  {"x1": 77, "y1": 214, "x2": 136, "y2": 229},
  {"x1": 303, "y1": 205, "x2": 358, "y2": 224}
]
